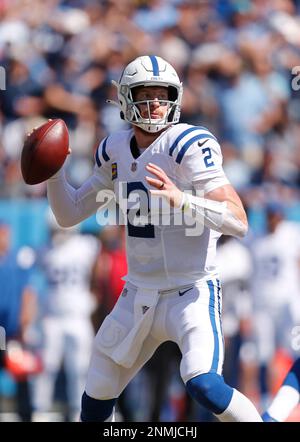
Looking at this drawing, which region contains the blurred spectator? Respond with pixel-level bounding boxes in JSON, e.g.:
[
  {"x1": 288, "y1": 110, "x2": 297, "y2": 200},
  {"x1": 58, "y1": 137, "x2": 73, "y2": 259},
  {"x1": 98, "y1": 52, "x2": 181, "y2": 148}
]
[
  {"x1": 133, "y1": 0, "x2": 179, "y2": 33},
  {"x1": 0, "y1": 0, "x2": 299, "y2": 202},
  {"x1": 91, "y1": 225, "x2": 127, "y2": 330},
  {"x1": 0, "y1": 222, "x2": 37, "y2": 422},
  {"x1": 1, "y1": 56, "x2": 45, "y2": 122}
]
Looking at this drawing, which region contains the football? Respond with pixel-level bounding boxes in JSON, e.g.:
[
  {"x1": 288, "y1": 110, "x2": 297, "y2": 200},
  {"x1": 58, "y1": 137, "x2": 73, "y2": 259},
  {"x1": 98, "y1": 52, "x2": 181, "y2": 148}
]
[{"x1": 21, "y1": 119, "x2": 69, "y2": 185}]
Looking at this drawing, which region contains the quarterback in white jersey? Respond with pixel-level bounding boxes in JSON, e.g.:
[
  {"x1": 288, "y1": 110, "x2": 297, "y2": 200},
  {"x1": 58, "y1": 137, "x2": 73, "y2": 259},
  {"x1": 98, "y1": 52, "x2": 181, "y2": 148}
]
[
  {"x1": 44, "y1": 55, "x2": 262, "y2": 421},
  {"x1": 93, "y1": 123, "x2": 226, "y2": 290}
]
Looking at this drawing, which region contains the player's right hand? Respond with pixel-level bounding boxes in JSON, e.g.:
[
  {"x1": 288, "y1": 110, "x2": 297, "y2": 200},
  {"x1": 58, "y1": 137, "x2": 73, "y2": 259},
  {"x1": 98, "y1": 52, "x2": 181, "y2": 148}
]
[{"x1": 145, "y1": 162, "x2": 184, "y2": 208}]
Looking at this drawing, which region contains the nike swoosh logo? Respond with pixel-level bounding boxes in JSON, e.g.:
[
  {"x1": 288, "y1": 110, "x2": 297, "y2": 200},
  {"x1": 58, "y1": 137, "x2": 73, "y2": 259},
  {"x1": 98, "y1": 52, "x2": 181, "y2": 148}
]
[
  {"x1": 179, "y1": 287, "x2": 193, "y2": 296},
  {"x1": 198, "y1": 139, "x2": 209, "y2": 147}
]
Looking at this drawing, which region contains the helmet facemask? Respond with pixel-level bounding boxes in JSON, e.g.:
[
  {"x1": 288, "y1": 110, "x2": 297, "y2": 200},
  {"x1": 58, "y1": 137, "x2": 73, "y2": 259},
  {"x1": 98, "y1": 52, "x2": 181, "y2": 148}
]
[{"x1": 124, "y1": 85, "x2": 181, "y2": 133}]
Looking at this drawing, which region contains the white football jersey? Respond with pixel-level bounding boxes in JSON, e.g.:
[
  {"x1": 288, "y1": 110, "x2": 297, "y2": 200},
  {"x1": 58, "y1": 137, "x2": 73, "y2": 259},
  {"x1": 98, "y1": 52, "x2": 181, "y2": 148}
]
[
  {"x1": 251, "y1": 221, "x2": 300, "y2": 308},
  {"x1": 43, "y1": 234, "x2": 99, "y2": 316},
  {"x1": 92, "y1": 123, "x2": 229, "y2": 290}
]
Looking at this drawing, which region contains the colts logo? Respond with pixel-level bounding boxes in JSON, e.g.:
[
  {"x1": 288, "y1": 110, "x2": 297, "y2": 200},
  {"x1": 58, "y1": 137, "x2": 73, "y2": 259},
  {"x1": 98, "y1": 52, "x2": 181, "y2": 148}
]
[{"x1": 111, "y1": 162, "x2": 118, "y2": 180}]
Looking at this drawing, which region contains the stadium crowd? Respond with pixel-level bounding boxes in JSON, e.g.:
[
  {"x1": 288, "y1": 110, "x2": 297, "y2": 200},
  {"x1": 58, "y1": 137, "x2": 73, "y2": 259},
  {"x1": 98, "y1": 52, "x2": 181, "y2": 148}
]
[{"x1": 1, "y1": 0, "x2": 300, "y2": 421}]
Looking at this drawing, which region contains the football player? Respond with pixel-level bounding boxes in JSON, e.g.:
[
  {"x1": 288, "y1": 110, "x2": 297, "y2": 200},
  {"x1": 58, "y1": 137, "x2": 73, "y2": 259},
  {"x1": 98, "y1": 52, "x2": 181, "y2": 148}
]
[
  {"x1": 251, "y1": 203, "x2": 300, "y2": 410},
  {"x1": 249, "y1": 203, "x2": 300, "y2": 422},
  {"x1": 32, "y1": 215, "x2": 98, "y2": 421},
  {"x1": 262, "y1": 357, "x2": 300, "y2": 421},
  {"x1": 45, "y1": 56, "x2": 262, "y2": 421}
]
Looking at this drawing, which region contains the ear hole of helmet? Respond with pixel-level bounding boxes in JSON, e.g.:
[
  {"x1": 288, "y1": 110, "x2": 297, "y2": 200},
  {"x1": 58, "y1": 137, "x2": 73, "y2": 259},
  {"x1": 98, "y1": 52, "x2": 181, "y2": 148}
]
[{"x1": 168, "y1": 86, "x2": 178, "y2": 101}]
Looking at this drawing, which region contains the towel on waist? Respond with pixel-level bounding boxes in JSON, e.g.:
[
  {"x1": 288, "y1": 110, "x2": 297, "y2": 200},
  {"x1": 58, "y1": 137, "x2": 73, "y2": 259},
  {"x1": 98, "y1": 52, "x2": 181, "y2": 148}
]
[{"x1": 98, "y1": 288, "x2": 160, "y2": 368}]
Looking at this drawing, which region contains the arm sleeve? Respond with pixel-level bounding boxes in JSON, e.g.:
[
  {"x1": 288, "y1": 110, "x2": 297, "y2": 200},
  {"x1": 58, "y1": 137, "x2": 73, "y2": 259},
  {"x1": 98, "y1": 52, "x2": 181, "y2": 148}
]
[
  {"x1": 47, "y1": 137, "x2": 115, "y2": 227},
  {"x1": 47, "y1": 166, "x2": 113, "y2": 227}
]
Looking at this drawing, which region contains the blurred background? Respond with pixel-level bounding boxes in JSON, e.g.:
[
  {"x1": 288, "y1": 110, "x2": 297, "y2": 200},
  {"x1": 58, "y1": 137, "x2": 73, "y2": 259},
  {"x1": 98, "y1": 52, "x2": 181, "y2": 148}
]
[{"x1": 1, "y1": 0, "x2": 300, "y2": 422}]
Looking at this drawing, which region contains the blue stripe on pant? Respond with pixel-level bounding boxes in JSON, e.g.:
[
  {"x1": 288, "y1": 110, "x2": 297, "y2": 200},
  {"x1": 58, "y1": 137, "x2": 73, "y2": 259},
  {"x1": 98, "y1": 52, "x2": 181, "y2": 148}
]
[
  {"x1": 186, "y1": 279, "x2": 233, "y2": 414},
  {"x1": 207, "y1": 279, "x2": 220, "y2": 372}
]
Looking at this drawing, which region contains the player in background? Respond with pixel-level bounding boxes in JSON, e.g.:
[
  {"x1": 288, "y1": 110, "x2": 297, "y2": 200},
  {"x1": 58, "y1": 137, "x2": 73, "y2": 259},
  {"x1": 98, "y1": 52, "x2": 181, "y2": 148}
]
[
  {"x1": 31, "y1": 212, "x2": 99, "y2": 421},
  {"x1": 262, "y1": 357, "x2": 300, "y2": 421},
  {"x1": 0, "y1": 221, "x2": 37, "y2": 421},
  {"x1": 250, "y1": 203, "x2": 300, "y2": 411},
  {"x1": 44, "y1": 55, "x2": 262, "y2": 422},
  {"x1": 216, "y1": 235, "x2": 253, "y2": 391}
]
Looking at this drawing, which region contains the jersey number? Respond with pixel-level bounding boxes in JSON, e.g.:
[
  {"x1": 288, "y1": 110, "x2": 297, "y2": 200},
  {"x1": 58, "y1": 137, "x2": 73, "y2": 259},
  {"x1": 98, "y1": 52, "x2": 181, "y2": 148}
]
[
  {"x1": 127, "y1": 182, "x2": 155, "y2": 238},
  {"x1": 202, "y1": 147, "x2": 215, "y2": 168}
]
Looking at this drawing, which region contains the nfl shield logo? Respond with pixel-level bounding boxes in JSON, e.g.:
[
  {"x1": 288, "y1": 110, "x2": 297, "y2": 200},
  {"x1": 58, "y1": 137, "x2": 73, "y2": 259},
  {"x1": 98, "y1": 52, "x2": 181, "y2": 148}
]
[{"x1": 131, "y1": 162, "x2": 137, "y2": 172}]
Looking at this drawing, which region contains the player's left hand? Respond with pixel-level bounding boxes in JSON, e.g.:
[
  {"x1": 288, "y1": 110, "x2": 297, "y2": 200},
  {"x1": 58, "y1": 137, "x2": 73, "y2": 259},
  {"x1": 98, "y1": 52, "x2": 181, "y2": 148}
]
[{"x1": 145, "y1": 162, "x2": 183, "y2": 208}]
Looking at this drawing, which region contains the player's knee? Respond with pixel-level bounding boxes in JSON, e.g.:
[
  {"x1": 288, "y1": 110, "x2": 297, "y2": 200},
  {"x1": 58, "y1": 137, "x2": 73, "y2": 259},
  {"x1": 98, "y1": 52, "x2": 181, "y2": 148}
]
[
  {"x1": 186, "y1": 372, "x2": 233, "y2": 414},
  {"x1": 80, "y1": 392, "x2": 116, "y2": 422}
]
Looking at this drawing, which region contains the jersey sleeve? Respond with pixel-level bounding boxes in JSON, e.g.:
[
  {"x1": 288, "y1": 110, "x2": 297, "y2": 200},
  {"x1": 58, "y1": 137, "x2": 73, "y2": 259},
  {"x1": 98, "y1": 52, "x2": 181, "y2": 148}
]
[
  {"x1": 92, "y1": 136, "x2": 114, "y2": 191},
  {"x1": 47, "y1": 136, "x2": 115, "y2": 228},
  {"x1": 172, "y1": 127, "x2": 229, "y2": 194}
]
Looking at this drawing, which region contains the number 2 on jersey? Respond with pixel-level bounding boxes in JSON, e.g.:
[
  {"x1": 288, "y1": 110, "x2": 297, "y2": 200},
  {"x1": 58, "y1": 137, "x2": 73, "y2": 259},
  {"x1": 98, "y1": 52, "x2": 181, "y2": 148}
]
[{"x1": 202, "y1": 147, "x2": 215, "y2": 168}]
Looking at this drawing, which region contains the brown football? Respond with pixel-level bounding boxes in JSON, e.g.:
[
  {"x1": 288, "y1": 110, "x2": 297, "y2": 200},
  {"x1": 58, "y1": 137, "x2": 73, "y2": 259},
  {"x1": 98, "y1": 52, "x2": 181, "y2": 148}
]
[{"x1": 21, "y1": 119, "x2": 69, "y2": 185}]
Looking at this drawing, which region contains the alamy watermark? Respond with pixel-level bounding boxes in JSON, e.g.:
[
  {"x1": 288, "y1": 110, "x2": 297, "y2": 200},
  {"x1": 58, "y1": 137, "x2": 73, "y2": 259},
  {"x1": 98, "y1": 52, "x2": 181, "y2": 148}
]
[
  {"x1": 0, "y1": 326, "x2": 6, "y2": 350},
  {"x1": 0, "y1": 66, "x2": 6, "y2": 91},
  {"x1": 291, "y1": 66, "x2": 300, "y2": 91},
  {"x1": 95, "y1": 183, "x2": 205, "y2": 237}
]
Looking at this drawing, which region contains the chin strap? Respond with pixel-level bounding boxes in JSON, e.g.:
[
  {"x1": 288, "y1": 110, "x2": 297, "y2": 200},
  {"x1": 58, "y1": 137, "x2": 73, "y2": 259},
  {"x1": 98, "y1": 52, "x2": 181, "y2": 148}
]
[{"x1": 181, "y1": 193, "x2": 247, "y2": 238}]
